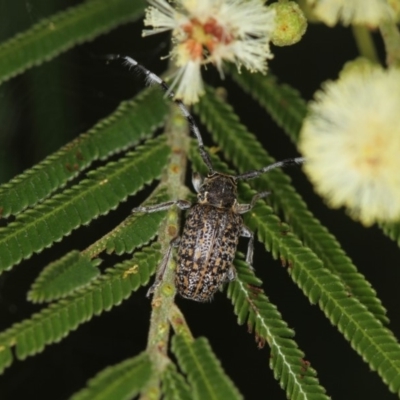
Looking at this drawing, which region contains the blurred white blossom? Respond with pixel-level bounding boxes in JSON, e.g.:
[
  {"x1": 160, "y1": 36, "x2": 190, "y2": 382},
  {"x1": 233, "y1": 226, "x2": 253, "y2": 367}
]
[
  {"x1": 299, "y1": 65, "x2": 400, "y2": 226},
  {"x1": 143, "y1": 0, "x2": 275, "y2": 104},
  {"x1": 307, "y1": 0, "x2": 395, "y2": 26}
]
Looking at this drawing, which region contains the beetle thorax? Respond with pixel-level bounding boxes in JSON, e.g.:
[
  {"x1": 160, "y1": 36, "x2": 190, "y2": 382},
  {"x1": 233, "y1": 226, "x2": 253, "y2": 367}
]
[{"x1": 197, "y1": 173, "x2": 237, "y2": 208}]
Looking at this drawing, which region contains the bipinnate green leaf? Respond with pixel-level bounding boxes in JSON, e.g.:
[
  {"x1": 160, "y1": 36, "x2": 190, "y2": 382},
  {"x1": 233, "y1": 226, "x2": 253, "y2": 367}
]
[
  {"x1": 172, "y1": 335, "x2": 243, "y2": 400},
  {"x1": 70, "y1": 352, "x2": 152, "y2": 400},
  {"x1": 162, "y1": 364, "x2": 192, "y2": 400},
  {"x1": 0, "y1": 136, "x2": 170, "y2": 273},
  {"x1": 245, "y1": 195, "x2": 400, "y2": 395},
  {"x1": 0, "y1": 87, "x2": 168, "y2": 217},
  {"x1": 0, "y1": 244, "x2": 160, "y2": 374},
  {"x1": 104, "y1": 185, "x2": 170, "y2": 255},
  {"x1": 229, "y1": 68, "x2": 307, "y2": 143},
  {"x1": 26, "y1": 185, "x2": 170, "y2": 305},
  {"x1": 0, "y1": 0, "x2": 146, "y2": 85},
  {"x1": 28, "y1": 251, "x2": 100, "y2": 303},
  {"x1": 228, "y1": 258, "x2": 329, "y2": 400},
  {"x1": 195, "y1": 86, "x2": 389, "y2": 325}
]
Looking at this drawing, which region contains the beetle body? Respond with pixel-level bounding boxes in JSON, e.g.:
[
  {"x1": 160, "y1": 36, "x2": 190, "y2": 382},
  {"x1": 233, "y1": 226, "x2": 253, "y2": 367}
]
[
  {"x1": 176, "y1": 173, "x2": 242, "y2": 301},
  {"x1": 122, "y1": 55, "x2": 305, "y2": 302},
  {"x1": 176, "y1": 202, "x2": 242, "y2": 301}
]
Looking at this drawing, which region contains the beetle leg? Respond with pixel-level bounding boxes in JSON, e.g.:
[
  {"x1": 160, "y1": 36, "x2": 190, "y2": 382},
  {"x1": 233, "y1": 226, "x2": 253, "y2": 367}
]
[
  {"x1": 241, "y1": 225, "x2": 255, "y2": 268},
  {"x1": 133, "y1": 200, "x2": 191, "y2": 214},
  {"x1": 147, "y1": 236, "x2": 181, "y2": 297},
  {"x1": 136, "y1": 200, "x2": 189, "y2": 298},
  {"x1": 236, "y1": 191, "x2": 270, "y2": 214}
]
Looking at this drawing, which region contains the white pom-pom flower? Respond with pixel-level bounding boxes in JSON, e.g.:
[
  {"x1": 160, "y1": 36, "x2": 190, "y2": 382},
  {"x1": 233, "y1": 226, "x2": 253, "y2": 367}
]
[
  {"x1": 299, "y1": 65, "x2": 400, "y2": 226},
  {"x1": 307, "y1": 0, "x2": 395, "y2": 26},
  {"x1": 143, "y1": 0, "x2": 275, "y2": 104}
]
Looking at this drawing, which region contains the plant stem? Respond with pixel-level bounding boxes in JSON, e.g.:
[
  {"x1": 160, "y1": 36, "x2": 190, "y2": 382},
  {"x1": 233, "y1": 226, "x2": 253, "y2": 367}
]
[
  {"x1": 140, "y1": 103, "x2": 190, "y2": 400},
  {"x1": 352, "y1": 25, "x2": 379, "y2": 63},
  {"x1": 169, "y1": 303, "x2": 194, "y2": 341},
  {"x1": 380, "y1": 20, "x2": 400, "y2": 67}
]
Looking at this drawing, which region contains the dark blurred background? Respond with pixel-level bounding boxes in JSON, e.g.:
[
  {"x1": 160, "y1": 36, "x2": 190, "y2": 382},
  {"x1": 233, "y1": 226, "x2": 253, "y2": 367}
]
[{"x1": 0, "y1": 1, "x2": 399, "y2": 399}]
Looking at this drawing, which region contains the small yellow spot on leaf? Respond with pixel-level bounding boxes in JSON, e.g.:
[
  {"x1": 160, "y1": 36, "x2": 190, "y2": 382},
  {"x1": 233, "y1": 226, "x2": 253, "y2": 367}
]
[{"x1": 123, "y1": 265, "x2": 139, "y2": 278}]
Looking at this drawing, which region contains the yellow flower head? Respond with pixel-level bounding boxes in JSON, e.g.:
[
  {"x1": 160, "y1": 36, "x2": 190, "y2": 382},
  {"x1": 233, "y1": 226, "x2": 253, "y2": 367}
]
[
  {"x1": 299, "y1": 65, "x2": 400, "y2": 226},
  {"x1": 143, "y1": 0, "x2": 275, "y2": 104},
  {"x1": 307, "y1": 0, "x2": 395, "y2": 26}
]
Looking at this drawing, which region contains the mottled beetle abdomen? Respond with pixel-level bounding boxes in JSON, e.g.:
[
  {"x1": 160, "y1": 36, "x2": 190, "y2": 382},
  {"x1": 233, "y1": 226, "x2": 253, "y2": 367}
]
[{"x1": 176, "y1": 204, "x2": 243, "y2": 302}]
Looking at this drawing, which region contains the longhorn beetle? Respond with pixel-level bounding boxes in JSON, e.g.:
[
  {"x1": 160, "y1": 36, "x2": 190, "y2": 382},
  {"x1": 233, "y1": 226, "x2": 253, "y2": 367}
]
[{"x1": 111, "y1": 55, "x2": 304, "y2": 302}]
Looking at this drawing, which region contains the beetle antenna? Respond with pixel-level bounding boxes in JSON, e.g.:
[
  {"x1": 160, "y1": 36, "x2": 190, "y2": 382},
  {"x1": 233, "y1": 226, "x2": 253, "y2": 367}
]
[
  {"x1": 106, "y1": 55, "x2": 215, "y2": 173},
  {"x1": 235, "y1": 157, "x2": 305, "y2": 180}
]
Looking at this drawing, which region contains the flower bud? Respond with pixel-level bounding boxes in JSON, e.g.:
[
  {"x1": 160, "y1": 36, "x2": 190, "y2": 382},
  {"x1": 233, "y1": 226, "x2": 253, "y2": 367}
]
[{"x1": 270, "y1": 0, "x2": 307, "y2": 46}]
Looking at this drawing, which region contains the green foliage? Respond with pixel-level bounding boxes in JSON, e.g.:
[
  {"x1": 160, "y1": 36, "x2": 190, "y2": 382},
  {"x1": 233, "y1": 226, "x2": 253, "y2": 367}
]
[
  {"x1": 102, "y1": 185, "x2": 170, "y2": 255},
  {"x1": 0, "y1": 87, "x2": 168, "y2": 217},
  {"x1": 162, "y1": 364, "x2": 192, "y2": 400},
  {"x1": 195, "y1": 145, "x2": 400, "y2": 395},
  {"x1": 70, "y1": 352, "x2": 152, "y2": 400},
  {"x1": 380, "y1": 221, "x2": 400, "y2": 246},
  {"x1": 172, "y1": 335, "x2": 243, "y2": 400},
  {"x1": 195, "y1": 85, "x2": 389, "y2": 326},
  {"x1": 229, "y1": 67, "x2": 307, "y2": 143},
  {"x1": 229, "y1": 258, "x2": 329, "y2": 400},
  {"x1": 0, "y1": 0, "x2": 146, "y2": 85},
  {"x1": 0, "y1": 136, "x2": 169, "y2": 272},
  {"x1": 0, "y1": 2, "x2": 399, "y2": 400},
  {"x1": 246, "y1": 189, "x2": 400, "y2": 394},
  {"x1": 0, "y1": 244, "x2": 160, "y2": 373},
  {"x1": 28, "y1": 251, "x2": 101, "y2": 302}
]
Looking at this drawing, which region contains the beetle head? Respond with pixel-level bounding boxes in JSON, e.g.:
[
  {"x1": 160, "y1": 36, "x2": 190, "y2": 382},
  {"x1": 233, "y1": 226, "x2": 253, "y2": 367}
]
[{"x1": 197, "y1": 172, "x2": 237, "y2": 208}]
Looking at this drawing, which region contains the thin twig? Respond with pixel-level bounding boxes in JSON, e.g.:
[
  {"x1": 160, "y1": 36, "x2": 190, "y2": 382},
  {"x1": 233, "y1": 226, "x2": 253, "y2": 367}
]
[
  {"x1": 140, "y1": 102, "x2": 190, "y2": 400},
  {"x1": 380, "y1": 20, "x2": 400, "y2": 67},
  {"x1": 352, "y1": 25, "x2": 379, "y2": 63}
]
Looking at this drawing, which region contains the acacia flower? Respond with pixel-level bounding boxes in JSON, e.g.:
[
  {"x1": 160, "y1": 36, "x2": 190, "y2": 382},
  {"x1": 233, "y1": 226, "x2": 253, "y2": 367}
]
[
  {"x1": 307, "y1": 0, "x2": 395, "y2": 26},
  {"x1": 143, "y1": 0, "x2": 276, "y2": 104},
  {"x1": 299, "y1": 64, "x2": 400, "y2": 226}
]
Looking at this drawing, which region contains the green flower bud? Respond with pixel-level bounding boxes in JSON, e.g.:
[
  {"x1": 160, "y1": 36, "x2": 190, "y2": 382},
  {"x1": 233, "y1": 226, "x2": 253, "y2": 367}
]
[{"x1": 270, "y1": 0, "x2": 307, "y2": 46}]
